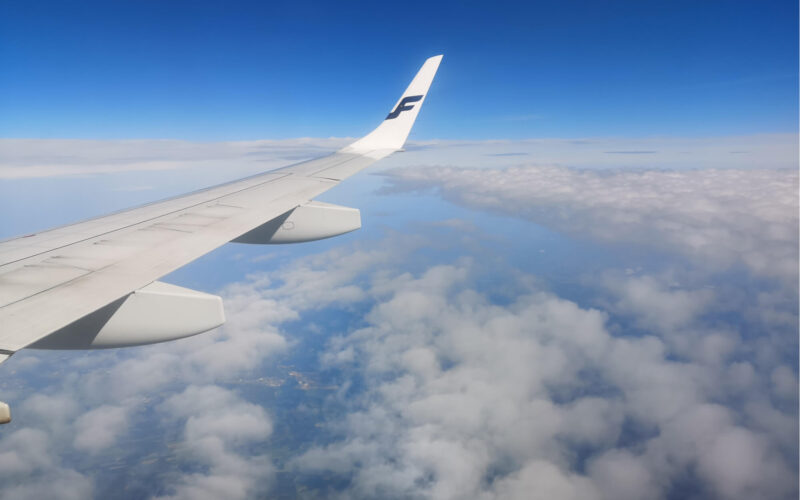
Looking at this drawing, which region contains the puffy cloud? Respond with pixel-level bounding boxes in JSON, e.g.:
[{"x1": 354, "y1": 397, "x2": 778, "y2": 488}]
[
  {"x1": 586, "y1": 450, "x2": 655, "y2": 500},
  {"x1": 0, "y1": 270, "x2": 290, "y2": 498},
  {"x1": 601, "y1": 274, "x2": 714, "y2": 331},
  {"x1": 154, "y1": 386, "x2": 274, "y2": 500},
  {"x1": 595, "y1": 272, "x2": 744, "y2": 368},
  {"x1": 284, "y1": 251, "x2": 796, "y2": 499},
  {"x1": 696, "y1": 425, "x2": 793, "y2": 500},
  {"x1": 0, "y1": 428, "x2": 93, "y2": 500},
  {"x1": 73, "y1": 405, "x2": 128, "y2": 454},
  {"x1": 771, "y1": 365, "x2": 799, "y2": 401},
  {"x1": 384, "y1": 165, "x2": 799, "y2": 281},
  {"x1": 4, "y1": 212, "x2": 793, "y2": 498},
  {"x1": 0, "y1": 224, "x2": 795, "y2": 499},
  {"x1": 492, "y1": 460, "x2": 600, "y2": 500}
]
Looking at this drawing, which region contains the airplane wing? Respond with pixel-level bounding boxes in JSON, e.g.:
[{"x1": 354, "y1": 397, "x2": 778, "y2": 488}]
[{"x1": 0, "y1": 56, "x2": 442, "y2": 375}]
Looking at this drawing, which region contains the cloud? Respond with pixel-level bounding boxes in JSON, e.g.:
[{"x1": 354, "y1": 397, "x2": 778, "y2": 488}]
[
  {"x1": 384, "y1": 165, "x2": 799, "y2": 281},
  {"x1": 1, "y1": 134, "x2": 796, "y2": 180},
  {"x1": 284, "y1": 254, "x2": 796, "y2": 499},
  {"x1": 153, "y1": 386, "x2": 274, "y2": 500},
  {"x1": 594, "y1": 272, "x2": 742, "y2": 366},
  {"x1": 604, "y1": 150, "x2": 657, "y2": 154},
  {"x1": 0, "y1": 271, "x2": 293, "y2": 498},
  {"x1": 73, "y1": 405, "x2": 128, "y2": 454},
  {"x1": 602, "y1": 273, "x2": 714, "y2": 331},
  {"x1": 0, "y1": 138, "x2": 350, "y2": 178},
  {"x1": 387, "y1": 134, "x2": 798, "y2": 171},
  {"x1": 0, "y1": 220, "x2": 795, "y2": 499},
  {"x1": 0, "y1": 136, "x2": 796, "y2": 499},
  {"x1": 0, "y1": 428, "x2": 93, "y2": 500}
]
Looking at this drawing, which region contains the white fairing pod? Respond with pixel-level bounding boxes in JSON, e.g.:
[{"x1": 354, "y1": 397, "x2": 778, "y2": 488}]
[
  {"x1": 233, "y1": 201, "x2": 361, "y2": 244},
  {"x1": 30, "y1": 281, "x2": 225, "y2": 349}
]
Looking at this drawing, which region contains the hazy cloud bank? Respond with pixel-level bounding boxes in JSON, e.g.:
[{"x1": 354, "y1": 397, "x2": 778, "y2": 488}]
[
  {"x1": 384, "y1": 165, "x2": 799, "y2": 281},
  {"x1": 404, "y1": 134, "x2": 798, "y2": 171},
  {"x1": 1, "y1": 133, "x2": 795, "y2": 179},
  {"x1": 0, "y1": 138, "x2": 349, "y2": 179}
]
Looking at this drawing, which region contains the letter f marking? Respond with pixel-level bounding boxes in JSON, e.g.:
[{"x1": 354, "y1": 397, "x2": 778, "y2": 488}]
[{"x1": 386, "y1": 95, "x2": 423, "y2": 120}]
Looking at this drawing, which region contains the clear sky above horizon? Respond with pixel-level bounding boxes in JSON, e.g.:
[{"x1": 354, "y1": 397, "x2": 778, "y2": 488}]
[{"x1": 1, "y1": 0, "x2": 797, "y2": 141}]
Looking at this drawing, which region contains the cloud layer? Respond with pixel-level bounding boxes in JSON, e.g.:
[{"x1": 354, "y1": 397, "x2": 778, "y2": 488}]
[
  {"x1": 282, "y1": 242, "x2": 797, "y2": 500},
  {"x1": 0, "y1": 271, "x2": 293, "y2": 500},
  {"x1": 384, "y1": 165, "x2": 799, "y2": 281},
  {"x1": 0, "y1": 138, "x2": 796, "y2": 499},
  {"x1": 1, "y1": 218, "x2": 796, "y2": 498},
  {"x1": 0, "y1": 138, "x2": 349, "y2": 178},
  {"x1": 1, "y1": 133, "x2": 796, "y2": 179}
]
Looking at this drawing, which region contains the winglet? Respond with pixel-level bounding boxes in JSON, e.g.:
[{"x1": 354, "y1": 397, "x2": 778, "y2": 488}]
[{"x1": 343, "y1": 55, "x2": 442, "y2": 153}]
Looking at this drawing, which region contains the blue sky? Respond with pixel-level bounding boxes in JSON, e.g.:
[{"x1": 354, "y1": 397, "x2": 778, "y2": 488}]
[{"x1": 1, "y1": 0, "x2": 797, "y2": 140}]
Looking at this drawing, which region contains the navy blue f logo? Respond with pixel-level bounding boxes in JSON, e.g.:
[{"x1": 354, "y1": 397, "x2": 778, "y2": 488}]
[{"x1": 386, "y1": 95, "x2": 423, "y2": 120}]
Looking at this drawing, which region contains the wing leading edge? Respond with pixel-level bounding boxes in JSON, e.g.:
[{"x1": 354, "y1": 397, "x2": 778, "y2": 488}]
[{"x1": 0, "y1": 56, "x2": 442, "y2": 367}]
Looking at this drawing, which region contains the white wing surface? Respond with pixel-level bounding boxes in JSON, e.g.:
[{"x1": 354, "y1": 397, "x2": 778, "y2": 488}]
[{"x1": 0, "y1": 55, "x2": 443, "y2": 355}]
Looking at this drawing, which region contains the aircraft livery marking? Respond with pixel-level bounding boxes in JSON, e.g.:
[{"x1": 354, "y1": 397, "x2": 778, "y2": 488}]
[{"x1": 386, "y1": 95, "x2": 423, "y2": 120}]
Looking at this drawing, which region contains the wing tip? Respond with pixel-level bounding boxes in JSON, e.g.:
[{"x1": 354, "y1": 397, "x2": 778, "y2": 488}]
[
  {"x1": 426, "y1": 54, "x2": 444, "y2": 66},
  {"x1": 343, "y1": 55, "x2": 443, "y2": 153}
]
